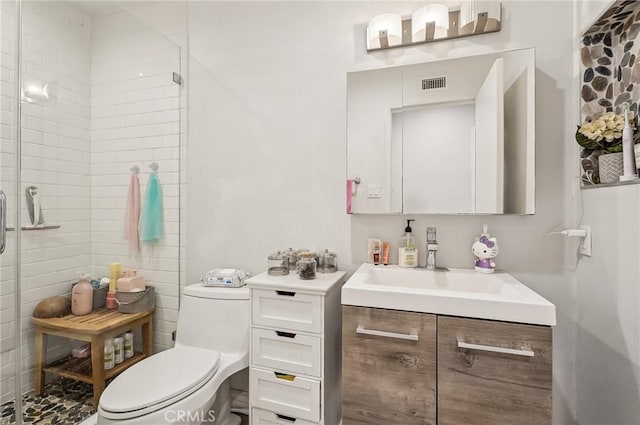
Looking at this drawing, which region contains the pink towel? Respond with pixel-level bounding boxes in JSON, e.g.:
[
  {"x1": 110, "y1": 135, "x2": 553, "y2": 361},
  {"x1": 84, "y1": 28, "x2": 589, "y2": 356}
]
[
  {"x1": 346, "y1": 179, "x2": 353, "y2": 214},
  {"x1": 124, "y1": 174, "x2": 141, "y2": 254}
]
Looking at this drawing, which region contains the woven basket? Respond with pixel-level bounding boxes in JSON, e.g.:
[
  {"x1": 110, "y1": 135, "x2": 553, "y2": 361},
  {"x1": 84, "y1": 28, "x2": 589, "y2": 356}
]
[
  {"x1": 92, "y1": 286, "x2": 107, "y2": 310},
  {"x1": 116, "y1": 287, "x2": 155, "y2": 314}
]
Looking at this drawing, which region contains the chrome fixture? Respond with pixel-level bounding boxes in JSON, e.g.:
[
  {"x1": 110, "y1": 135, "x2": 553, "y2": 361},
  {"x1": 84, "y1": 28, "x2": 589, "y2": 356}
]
[
  {"x1": 366, "y1": 1, "x2": 502, "y2": 52},
  {"x1": 426, "y1": 227, "x2": 438, "y2": 270},
  {"x1": 25, "y1": 185, "x2": 42, "y2": 227}
]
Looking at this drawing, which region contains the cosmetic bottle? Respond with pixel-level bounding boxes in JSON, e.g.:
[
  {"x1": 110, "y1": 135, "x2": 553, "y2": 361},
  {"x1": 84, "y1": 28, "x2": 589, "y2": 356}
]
[{"x1": 71, "y1": 273, "x2": 93, "y2": 316}]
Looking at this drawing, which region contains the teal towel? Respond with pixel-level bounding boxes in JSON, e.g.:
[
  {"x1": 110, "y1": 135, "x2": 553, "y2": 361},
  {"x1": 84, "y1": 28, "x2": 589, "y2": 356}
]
[{"x1": 140, "y1": 173, "x2": 164, "y2": 243}]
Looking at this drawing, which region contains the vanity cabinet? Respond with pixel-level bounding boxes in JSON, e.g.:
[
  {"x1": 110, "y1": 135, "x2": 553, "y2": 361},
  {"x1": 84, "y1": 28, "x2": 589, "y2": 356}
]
[
  {"x1": 246, "y1": 271, "x2": 346, "y2": 425},
  {"x1": 438, "y1": 316, "x2": 552, "y2": 425},
  {"x1": 342, "y1": 306, "x2": 552, "y2": 425},
  {"x1": 342, "y1": 306, "x2": 437, "y2": 425}
]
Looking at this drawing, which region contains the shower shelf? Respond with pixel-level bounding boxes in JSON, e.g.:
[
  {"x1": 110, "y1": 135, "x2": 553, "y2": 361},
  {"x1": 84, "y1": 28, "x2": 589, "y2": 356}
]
[
  {"x1": 44, "y1": 352, "x2": 146, "y2": 383},
  {"x1": 6, "y1": 224, "x2": 61, "y2": 231}
]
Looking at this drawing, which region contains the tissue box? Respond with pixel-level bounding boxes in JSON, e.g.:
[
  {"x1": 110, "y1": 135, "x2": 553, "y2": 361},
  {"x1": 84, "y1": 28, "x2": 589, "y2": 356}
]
[{"x1": 117, "y1": 276, "x2": 145, "y2": 292}]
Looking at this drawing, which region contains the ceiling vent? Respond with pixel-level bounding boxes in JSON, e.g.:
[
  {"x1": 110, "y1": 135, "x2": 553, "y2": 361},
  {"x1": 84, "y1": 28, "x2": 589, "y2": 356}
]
[{"x1": 421, "y1": 76, "x2": 447, "y2": 90}]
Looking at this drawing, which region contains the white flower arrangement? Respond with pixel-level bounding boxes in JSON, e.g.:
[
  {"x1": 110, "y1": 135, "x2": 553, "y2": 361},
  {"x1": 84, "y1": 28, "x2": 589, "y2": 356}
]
[{"x1": 576, "y1": 111, "x2": 635, "y2": 153}]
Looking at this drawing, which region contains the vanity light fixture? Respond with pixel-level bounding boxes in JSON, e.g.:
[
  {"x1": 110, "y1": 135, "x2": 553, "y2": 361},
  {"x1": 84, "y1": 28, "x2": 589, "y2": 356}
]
[
  {"x1": 412, "y1": 4, "x2": 450, "y2": 42},
  {"x1": 460, "y1": 0, "x2": 501, "y2": 34},
  {"x1": 366, "y1": 1, "x2": 501, "y2": 53},
  {"x1": 366, "y1": 13, "x2": 403, "y2": 50}
]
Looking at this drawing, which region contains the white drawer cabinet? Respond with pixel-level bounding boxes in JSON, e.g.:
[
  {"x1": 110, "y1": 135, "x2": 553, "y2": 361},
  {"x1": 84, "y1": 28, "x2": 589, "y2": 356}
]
[
  {"x1": 246, "y1": 271, "x2": 346, "y2": 425},
  {"x1": 252, "y1": 289, "x2": 323, "y2": 333},
  {"x1": 251, "y1": 408, "x2": 317, "y2": 425},
  {"x1": 251, "y1": 328, "x2": 322, "y2": 377}
]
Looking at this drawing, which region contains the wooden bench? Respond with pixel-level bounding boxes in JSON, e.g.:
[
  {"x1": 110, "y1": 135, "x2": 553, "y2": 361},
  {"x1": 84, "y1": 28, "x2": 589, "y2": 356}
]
[{"x1": 32, "y1": 308, "x2": 154, "y2": 407}]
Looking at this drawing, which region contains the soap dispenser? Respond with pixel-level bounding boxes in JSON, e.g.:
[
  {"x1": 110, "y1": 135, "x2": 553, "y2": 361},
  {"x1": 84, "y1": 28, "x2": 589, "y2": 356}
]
[{"x1": 399, "y1": 219, "x2": 418, "y2": 268}]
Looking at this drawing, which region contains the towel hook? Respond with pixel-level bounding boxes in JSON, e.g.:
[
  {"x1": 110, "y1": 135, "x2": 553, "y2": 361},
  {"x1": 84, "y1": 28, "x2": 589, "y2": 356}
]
[
  {"x1": 130, "y1": 165, "x2": 140, "y2": 175},
  {"x1": 149, "y1": 162, "x2": 159, "y2": 172}
]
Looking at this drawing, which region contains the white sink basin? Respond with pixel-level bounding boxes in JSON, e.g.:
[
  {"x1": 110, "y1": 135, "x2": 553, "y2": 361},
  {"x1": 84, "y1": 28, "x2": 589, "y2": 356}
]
[{"x1": 341, "y1": 263, "x2": 556, "y2": 326}]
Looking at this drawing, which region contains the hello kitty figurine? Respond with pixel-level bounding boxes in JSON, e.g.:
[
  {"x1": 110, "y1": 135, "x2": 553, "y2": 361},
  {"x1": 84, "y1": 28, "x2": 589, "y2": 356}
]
[{"x1": 472, "y1": 225, "x2": 499, "y2": 274}]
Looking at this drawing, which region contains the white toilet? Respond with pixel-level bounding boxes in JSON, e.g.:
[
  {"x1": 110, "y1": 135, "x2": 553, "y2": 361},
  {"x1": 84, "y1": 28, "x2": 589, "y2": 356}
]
[{"x1": 97, "y1": 283, "x2": 250, "y2": 425}]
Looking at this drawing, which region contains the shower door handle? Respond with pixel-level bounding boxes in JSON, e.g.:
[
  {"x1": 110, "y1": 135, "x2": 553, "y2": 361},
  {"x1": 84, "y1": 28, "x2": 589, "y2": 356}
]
[{"x1": 0, "y1": 190, "x2": 6, "y2": 254}]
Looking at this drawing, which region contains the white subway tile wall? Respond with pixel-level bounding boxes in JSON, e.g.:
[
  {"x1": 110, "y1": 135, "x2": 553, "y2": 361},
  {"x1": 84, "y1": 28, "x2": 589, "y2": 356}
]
[
  {"x1": 0, "y1": 2, "x2": 183, "y2": 404},
  {"x1": 10, "y1": 1, "x2": 93, "y2": 401},
  {"x1": 90, "y1": 11, "x2": 182, "y2": 352}
]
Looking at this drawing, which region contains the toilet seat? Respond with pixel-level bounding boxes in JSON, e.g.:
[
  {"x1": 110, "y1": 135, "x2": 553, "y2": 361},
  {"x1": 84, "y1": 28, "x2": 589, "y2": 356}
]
[{"x1": 99, "y1": 346, "x2": 220, "y2": 420}]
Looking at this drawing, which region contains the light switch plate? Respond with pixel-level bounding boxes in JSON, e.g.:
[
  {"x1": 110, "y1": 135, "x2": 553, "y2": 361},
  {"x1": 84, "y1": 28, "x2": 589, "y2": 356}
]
[
  {"x1": 579, "y1": 225, "x2": 591, "y2": 256},
  {"x1": 367, "y1": 184, "x2": 381, "y2": 198}
]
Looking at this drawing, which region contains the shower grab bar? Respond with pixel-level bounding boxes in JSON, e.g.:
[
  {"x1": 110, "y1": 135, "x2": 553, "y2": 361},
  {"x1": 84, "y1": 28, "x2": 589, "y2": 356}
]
[{"x1": 0, "y1": 190, "x2": 6, "y2": 254}]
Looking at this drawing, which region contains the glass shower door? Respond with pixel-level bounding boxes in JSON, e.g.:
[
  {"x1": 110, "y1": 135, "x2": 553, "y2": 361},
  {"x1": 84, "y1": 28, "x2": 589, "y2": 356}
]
[
  {"x1": 15, "y1": 1, "x2": 185, "y2": 423},
  {"x1": 0, "y1": 0, "x2": 21, "y2": 418}
]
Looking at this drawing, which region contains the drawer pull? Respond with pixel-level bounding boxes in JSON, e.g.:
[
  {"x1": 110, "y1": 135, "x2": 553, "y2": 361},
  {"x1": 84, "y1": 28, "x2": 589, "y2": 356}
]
[
  {"x1": 276, "y1": 413, "x2": 297, "y2": 423},
  {"x1": 457, "y1": 339, "x2": 535, "y2": 357},
  {"x1": 276, "y1": 331, "x2": 296, "y2": 339},
  {"x1": 274, "y1": 372, "x2": 296, "y2": 381},
  {"x1": 276, "y1": 290, "x2": 296, "y2": 297},
  {"x1": 356, "y1": 325, "x2": 419, "y2": 341}
]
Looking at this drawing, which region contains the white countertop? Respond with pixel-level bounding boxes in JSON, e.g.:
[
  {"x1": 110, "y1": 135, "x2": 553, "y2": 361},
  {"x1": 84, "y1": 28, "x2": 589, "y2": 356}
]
[
  {"x1": 342, "y1": 263, "x2": 556, "y2": 326},
  {"x1": 247, "y1": 270, "x2": 346, "y2": 295}
]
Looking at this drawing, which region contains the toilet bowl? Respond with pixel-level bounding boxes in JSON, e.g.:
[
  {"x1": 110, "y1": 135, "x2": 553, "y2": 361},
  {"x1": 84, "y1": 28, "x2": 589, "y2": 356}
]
[{"x1": 97, "y1": 284, "x2": 250, "y2": 424}]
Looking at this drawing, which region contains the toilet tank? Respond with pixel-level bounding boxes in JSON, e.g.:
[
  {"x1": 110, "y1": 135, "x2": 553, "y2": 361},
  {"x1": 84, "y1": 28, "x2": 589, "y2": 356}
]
[{"x1": 175, "y1": 283, "x2": 250, "y2": 353}]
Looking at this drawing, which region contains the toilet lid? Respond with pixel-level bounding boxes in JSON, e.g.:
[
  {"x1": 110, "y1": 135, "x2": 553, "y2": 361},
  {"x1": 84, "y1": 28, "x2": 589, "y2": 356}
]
[{"x1": 99, "y1": 346, "x2": 220, "y2": 414}]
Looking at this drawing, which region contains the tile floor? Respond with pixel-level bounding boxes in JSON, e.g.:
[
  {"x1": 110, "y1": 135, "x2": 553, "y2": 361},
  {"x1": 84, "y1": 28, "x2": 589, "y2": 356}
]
[
  {"x1": 0, "y1": 378, "x2": 95, "y2": 424},
  {"x1": 1, "y1": 379, "x2": 249, "y2": 424}
]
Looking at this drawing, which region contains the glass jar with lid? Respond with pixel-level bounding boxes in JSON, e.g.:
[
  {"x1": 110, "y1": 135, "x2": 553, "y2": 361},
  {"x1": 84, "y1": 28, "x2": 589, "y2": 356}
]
[
  {"x1": 285, "y1": 248, "x2": 299, "y2": 271},
  {"x1": 297, "y1": 252, "x2": 317, "y2": 280},
  {"x1": 268, "y1": 251, "x2": 289, "y2": 276},
  {"x1": 318, "y1": 249, "x2": 338, "y2": 273}
]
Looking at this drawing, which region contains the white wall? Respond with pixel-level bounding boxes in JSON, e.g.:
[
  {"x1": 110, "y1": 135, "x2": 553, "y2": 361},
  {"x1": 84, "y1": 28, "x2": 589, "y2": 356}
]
[
  {"x1": 575, "y1": 185, "x2": 640, "y2": 424},
  {"x1": 187, "y1": 1, "x2": 579, "y2": 424}
]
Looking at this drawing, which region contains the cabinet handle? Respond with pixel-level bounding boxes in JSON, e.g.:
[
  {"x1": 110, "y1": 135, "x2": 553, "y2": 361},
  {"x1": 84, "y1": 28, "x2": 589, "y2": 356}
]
[
  {"x1": 356, "y1": 325, "x2": 419, "y2": 341},
  {"x1": 274, "y1": 372, "x2": 296, "y2": 381},
  {"x1": 457, "y1": 339, "x2": 535, "y2": 357},
  {"x1": 276, "y1": 331, "x2": 296, "y2": 339},
  {"x1": 276, "y1": 290, "x2": 296, "y2": 297},
  {"x1": 275, "y1": 413, "x2": 297, "y2": 423}
]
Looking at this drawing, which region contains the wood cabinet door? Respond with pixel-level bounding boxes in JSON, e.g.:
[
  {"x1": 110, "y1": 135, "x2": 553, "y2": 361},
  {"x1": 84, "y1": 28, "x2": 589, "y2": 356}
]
[
  {"x1": 342, "y1": 305, "x2": 436, "y2": 425},
  {"x1": 438, "y1": 316, "x2": 552, "y2": 425}
]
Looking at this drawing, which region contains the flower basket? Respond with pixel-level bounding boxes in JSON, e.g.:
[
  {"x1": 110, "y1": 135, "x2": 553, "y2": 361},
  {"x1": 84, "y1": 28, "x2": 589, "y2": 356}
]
[
  {"x1": 576, "y1": 111, "x2": 635, "y2": 185},
  {"x1": 598, "y1": 152, "x2": 624, "y2": 183},
  {"x1": 116, "y1": 287, "x2": 155, "y2": 314}
]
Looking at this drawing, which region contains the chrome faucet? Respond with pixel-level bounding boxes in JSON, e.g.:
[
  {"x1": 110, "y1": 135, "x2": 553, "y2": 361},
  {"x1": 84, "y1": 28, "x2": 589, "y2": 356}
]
[{"x1": 426, "y1": 227, "x2": 438, "y2": 270}]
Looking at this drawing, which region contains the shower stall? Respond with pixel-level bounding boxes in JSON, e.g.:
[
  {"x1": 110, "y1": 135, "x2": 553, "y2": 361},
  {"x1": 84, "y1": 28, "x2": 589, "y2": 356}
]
[{"x1": 0, "y1": 1, "x2": 186, "y2": 423}]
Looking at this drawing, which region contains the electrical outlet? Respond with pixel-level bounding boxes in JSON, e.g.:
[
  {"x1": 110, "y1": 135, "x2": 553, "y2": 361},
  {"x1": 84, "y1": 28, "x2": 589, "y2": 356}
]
[
  {"x1": 172, "y1": 330, "x2": 177, "y2": 341},
  {"x1": 579, "y1": 225, "x2": 592, "y2": 257}
]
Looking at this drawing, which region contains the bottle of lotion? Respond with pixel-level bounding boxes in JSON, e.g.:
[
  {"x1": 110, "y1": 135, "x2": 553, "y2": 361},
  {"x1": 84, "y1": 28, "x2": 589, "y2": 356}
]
[
  {"x1": 71, "y1": 273, "x2": 93, "y2": 316},
  {"x1": 399, "y1": 219, "x2": 418, "y2": 268}
]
